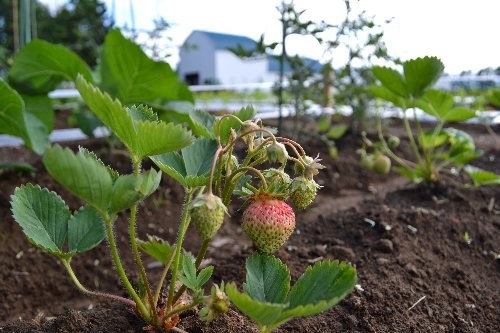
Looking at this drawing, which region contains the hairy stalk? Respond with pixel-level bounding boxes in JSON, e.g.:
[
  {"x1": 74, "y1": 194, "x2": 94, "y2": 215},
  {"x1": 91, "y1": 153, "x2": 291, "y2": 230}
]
[
  {"x1": 222, "y1": 166, "x2": 268, "y2": 204},
  {"x1": 172, "y1": 240, "x2": 210, "y2": 304},
  {"x1": 208, "y1": 147, "x2": 224, "y2": 195},
  {"x1": 215, "y1": 114, "x2": 245, "y2": 145},
  {"x1": 167, "y1": 189, "x2": 195, "y2": 309},
  {"x1": 103, "y1": 215, "x2": 150, "y2": 320},
  {"x1": 402, "y1": 104, "x2": 423, "y2": 166},
  {"x1": 61, "y1": 258, "x2": 136, "y2": 307},
  {"x1": 153, "y1": 250, "x2": 176, "y2": 307},
  {"x1": 276, "y1": 137, "x2": 306, "y2": 156},
  {"x1": 130, "y1": 158, "x2": 156, "y2": 317},
  {"x1": 376, "y1": 112, "x2": 415, "y2": 169}
]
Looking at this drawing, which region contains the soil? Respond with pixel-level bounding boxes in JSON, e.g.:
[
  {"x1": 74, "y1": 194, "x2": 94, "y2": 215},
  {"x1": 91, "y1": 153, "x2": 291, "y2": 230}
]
[{"x1": 0, "y1": 117, "x2": 499, "y2": 333}]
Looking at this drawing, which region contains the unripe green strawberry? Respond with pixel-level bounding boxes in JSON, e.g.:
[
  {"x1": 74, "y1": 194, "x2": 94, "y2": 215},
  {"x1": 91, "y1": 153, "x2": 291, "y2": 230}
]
[
  {"x1": 372, "y1": 154, "x2": 391, "y2": 174},
  {"x1": 189, "y1": 193, "x2": 227, "y2": 240},
  {"x1": 290, "y1": 176, "x2": 320, "y2": 209},
  {"x1": 361, "y1": 154, "x2": 375, "y2": 170},
  {"x1": 293, "y1": 155, "x2": 314, "y2": 175},
  {"x1": 264, "y1": 168, "x2": 291, "y2": 187},
  {"x1": 387, "y1": 136, "x2": 400, "y2": 148},
  {"x1": 266, "y1": 142, "x2": 288, "y2": 164},
  {"x1": 242, "y1": 199, "x2": 295, "y2": 253}
]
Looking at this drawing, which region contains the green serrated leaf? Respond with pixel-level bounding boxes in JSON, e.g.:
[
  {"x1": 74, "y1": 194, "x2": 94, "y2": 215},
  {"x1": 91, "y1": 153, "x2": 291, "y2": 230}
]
[
  {"x1": 76, "y1": 75, "x2": 137, "y2": 151},
  {"x1": 11, "y1": 184, "x2": 70, "y2": 256},
  {"x1": 23, "y1": 95, "x2": 54, "y2": 132},
  {"x1": 485, "y1": 89, "x2": 500, "y2": 107},
  {"x1": 444, "y1": 107, "x2": 476, "y2": 122},
  {"x1": 135, "y1": 120, "x2": 193, "y2": 159},
  {"x1": 68, "y1": 205, "x2": 105, "y2": 253},
  {"x1": 327, "y1": 124, "x2": 348, "y2": 140},
  {"x1": 128, "y1": 104, "x2": 158, "y2": 124},
  {"x1": 367, "y1": 85, "x2": 405, "y2": 108},
  {"x1": 100, "y1": 29, "x2": 186, "y2": 104},
  {"x1": 285, "y1": 260, "x2": 356, "y2": 314},
  {"x1": 0, "y1": 79, "x2": 49, "y2": 155},
  {"x1": 178, "y1": 253, "x2": 199, "y2": 290},
  {"x1": 77, "y1": 76, "x2": 193, "y2": 159},
  {"x1": 419, "y1": 130, "x2": 448, "y2": 149},
  {"x1": 109, "y1": 169, "x2": 161, "y2": 214},
  {"x1": 403, "y1": 56, "x2": 444, "y2": 98},
  {"x1": 43, "y1": 145, "x2": 114, "y2": 212},
  {"x1": 196, "y1": 266, "x2": 214, "y2": 288},
  {"x1": 417, "y1": 90, "x2": 476, "y2": 122},
  {"x1": 464, "y1": 165, "x2": 500, "y2": 186},
  {"x1": 150, "y1": 152, "x2": 187, "y2": 186},
  {"x1": 372, "y1": 66, "x2": 408, "y2": 98},
  {"x1": 151, "y1": 138, "x2": 217, "y2": 188},
  {"x1": 0, "y1": 79, "x2": 30, "y2": 142},
  {"x1": 226, "y1": 283, "x2": 287, "y2": 328},
  {"x1": 317, "y1": 115, "x2": 331, "y2": 133},
  {"x1": 8, "y1": 39, "x2": 92, "y2": 94},
  {"x1": 138, "y1": 236, "x2": 174, "y2": 264},
  {"x1": 243, "y1": 253, "x2": 290, "y2": 304}
]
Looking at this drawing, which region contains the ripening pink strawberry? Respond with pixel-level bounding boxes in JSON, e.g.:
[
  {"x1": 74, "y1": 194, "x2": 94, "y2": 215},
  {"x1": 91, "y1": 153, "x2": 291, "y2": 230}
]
[{"x1": 242, "y1": 199, "x2": 295, "y2": 253}]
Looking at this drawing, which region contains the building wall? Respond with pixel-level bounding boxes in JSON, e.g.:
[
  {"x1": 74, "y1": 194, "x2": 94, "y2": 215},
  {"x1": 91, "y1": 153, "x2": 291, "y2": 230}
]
[
  {"x1": 178, "y1": 31, "x2": 216, "y2": 85},
  {"x1": 215, "y1": 51, "x2": 276, "y2": 85}
]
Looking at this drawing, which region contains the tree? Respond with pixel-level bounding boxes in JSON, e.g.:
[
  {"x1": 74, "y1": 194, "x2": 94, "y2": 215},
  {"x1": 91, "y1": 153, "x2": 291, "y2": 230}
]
[
  {"x1": 37, "y1": 0, "x2": 113, "y2": 67},
  {"x1": 0, "y1": 0, "x2": 112, "y2": 70}
]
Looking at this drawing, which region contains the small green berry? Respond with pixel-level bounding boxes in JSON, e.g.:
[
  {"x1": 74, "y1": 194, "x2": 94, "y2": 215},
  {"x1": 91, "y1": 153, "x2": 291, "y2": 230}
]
[
  {"x1": 372, "y1": 155, "x2": 391, "y2": 174},
  {"x1": 190, "y1": 193, "x2": 227, "y2": 240},
  {"x1": 290, "y1": 176, "x2": 320, "y2": 210}
]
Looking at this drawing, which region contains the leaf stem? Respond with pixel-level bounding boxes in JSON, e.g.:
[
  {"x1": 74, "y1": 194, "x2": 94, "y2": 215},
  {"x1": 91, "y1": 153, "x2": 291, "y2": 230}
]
[
  {"x1": 167, "y1": 188, "x2": 195, "y2": 309},
  {"x1": 103, "y1": 214, "x2": 150, "y2": 320},
  {"x1": 130, "y1": 159, "x2": 156, "y2": 317},
  {"x1": 60, "y1": 258, "x2": 136, "y2": 307},
  {"x1": 153, "y1": 249, "x2": 176, "y2": 307}
]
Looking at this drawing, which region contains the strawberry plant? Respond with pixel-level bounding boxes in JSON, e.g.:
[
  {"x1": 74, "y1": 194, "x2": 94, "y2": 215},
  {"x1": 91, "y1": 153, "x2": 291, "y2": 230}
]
[
  {"x1": 364, "y1": 56, "x2": 499, "y2": 184},
  {"x1": 1, "y1": 29, "x2": 195, "y2": 159},
  {"x1": 10, "y1": 73, "x2": 356, "y2": 331}
]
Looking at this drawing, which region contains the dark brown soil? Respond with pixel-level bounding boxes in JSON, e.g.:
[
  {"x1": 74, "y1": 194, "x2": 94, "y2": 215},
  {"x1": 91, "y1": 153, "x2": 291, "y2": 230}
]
[{"x1": 0, "y1": 119, "x2": 499, "y2": 333}]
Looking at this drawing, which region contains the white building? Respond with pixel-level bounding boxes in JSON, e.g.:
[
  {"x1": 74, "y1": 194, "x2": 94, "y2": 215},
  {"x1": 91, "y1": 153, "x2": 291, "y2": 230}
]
[
  {"x1": 435, "y1": 75, "x2": 500, "y2": 90},
  {"x1": 177, "y1": 30, "x2": 322, "y2": 86}
]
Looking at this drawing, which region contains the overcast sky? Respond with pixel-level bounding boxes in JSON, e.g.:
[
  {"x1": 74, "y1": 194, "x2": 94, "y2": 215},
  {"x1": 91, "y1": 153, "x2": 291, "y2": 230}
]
[{"x1": 40, "y1": 0, "x2": 500, "y2": 74}]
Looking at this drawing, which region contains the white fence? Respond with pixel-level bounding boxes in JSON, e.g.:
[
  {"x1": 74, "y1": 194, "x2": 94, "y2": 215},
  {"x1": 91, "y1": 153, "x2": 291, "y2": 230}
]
[{"x1": 1, "y1": 84, "x2": 499, "y2": 148}]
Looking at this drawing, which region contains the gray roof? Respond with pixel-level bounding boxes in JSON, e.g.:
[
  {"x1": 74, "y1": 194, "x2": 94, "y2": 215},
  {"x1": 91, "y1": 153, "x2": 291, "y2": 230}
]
[{"x1": 196, "y1": 30, "x2": 256, "y2": 51}]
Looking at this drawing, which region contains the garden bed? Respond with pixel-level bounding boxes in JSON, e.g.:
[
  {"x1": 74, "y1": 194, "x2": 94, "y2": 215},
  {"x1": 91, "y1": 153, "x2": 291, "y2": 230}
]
[{"x1": 0, "y1": 118, "x2": 499, "y2": 333}]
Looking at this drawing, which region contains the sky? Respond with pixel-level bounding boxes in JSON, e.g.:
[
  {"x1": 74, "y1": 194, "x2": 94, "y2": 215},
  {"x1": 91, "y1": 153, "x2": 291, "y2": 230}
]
[{"x1": 40, "y1": 0, "x2": 500, "y2": 75}]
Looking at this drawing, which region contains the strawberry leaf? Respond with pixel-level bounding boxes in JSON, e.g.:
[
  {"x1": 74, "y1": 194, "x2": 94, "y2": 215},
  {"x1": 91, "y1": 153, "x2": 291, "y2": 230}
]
[
  {"x1": 0, "y1": 79, "x2": 49, "y2": 155},
  {"x1": 68, "y1": 206, "x2": 105, "y2": 253},
  {"x1": 371, "y1": 66, "x2": 408, "y2": 98},
  {"x1": 151, "y1": 138, "x2": 217, "y2": 188},
  {"x1": 226, "y1": 283, "x2": 287, "y2": 328},
  {"x1": 8, "y1": 39, "x2": 93, "y2": 94},
  {"x1": 138, "y1": 236, "x2": 174, "y2": 264},
  {"x1": 285, "y1": 260, "x2": 357, "y2": 313},
  {"x1": 243, "y1": 253, "x2": 290, "y2": 304},
  {"x1": 43, "y1": 145, "x2": 114, "y2": 213},
  {"x1": 403, "y1": 56, "x2": 444, "y2": 98},
  {"x1": 76, "y1": 77, "x2": 193, "y2": 160},
  {"x1": 11, "y1": 184, "x2": 70, "y2": 256},
  {"x1": 100, "y1": 29, "x2": 184, "y2": 104},
  {"x1": 464, "y1": 165, "x2": 500, "y2": 186}
]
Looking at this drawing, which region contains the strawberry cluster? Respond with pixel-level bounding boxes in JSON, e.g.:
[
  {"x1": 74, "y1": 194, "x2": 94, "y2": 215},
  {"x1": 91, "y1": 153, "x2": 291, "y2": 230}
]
[{"x1": 190, "y1": 117, "x2": 325, "y2": 254}]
